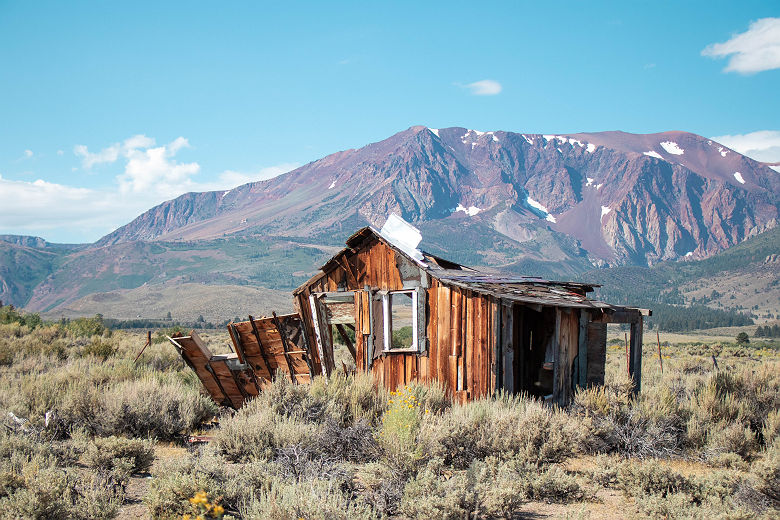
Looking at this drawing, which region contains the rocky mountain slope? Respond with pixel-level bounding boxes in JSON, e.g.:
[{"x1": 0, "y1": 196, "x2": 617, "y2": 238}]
[{"x1": 98, "y1": 126, "x2": 779, "y2": 266}]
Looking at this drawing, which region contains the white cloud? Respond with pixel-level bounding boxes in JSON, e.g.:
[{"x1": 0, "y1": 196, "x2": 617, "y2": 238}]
[
  {"x1": 56, "y1": 150, "x2": 64, "y2": 156},
  {"x1": 1, "y1": 133, "x2": 300, "y2": 242},
  {"x1": 711, "y1": 130, "x2": 780, "y2": 163},
  {"x1": 0, "y1": 153, "x2": 299, "y2": 244},
  {"x1": 74, "y1": 134, "x2": 156, "y2": 169},
  {"x1": 118, "y1": 137, "x2": 200, "y2": 197},
  {"x1": 0, "y1": 174, "x2": 126, "y2": 237},
  {"x1": 702, "y1": 18, "x2": 780, "y2": 74},
  {"x1": 464, "y1": 79, "x2": 502, "y2": 96},
  {"x1": 23, "y1": 150, "x2": 33, "y2": 159}
]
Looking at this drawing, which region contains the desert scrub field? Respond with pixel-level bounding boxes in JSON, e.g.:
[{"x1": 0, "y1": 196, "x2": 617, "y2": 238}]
[{"x1": 0, "y1": 304, "x2": 778, "y2": 519}]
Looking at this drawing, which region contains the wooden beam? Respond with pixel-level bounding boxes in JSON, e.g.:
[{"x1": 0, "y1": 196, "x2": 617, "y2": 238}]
[
  {"x1": 591, "y1": 308, "x2": 645, "y2": 324},
  {"x1": 629, "y1": 317, "x2": 643, "y2": 395},
  {"x1": 297, "y1": 315, "x2": 316, "y2": 379},
  {"x1": 272, "y1": 312, "x2": 298, "y2": 384},
  {"x1": 335, "y1": 323, "x2": 357, "y2": 362},
  {"x1": 552, "y1": 308, "x2": 562, "y2": 405},
  {"x1": 205, "y1": 363, "x2": 235, "y2": 408},
  {"x1": 308, "y1": 294, "x2": 331, "y2": 377},
  {"x1": 227, "y1": 323, "x2": 247, "y2": 364},
  {"x1": 228, "y1": 323, "x2": 262, "y2": 393},
  {"x1": 492, "y1": 298, "x2": 502, "y2": 393},
  {"x1": 339, "y1": 256, "x2": 359, "y2": 287},
  {"x1": 228, "y1": 367, "x2": 251, "y2": 401},
  {"x1": 501, "y1": 302, "x2": 514, "y2": 393},
  {"x1": 248, "y1": 315, "x2": 275, "y2": 380},
  {"x1": 577, "y1": 311, "x2": 588, "y2": 388}
]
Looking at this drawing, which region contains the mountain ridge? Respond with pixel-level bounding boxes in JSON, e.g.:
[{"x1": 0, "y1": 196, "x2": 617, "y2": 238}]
[{"x1": 96, "y1": 126, "x2": 779, "y2": 266}]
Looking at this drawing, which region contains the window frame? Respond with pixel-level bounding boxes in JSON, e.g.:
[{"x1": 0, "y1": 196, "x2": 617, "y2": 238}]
[{"x1": 381, "y1": 289, "x2": 419, "y2": 353}]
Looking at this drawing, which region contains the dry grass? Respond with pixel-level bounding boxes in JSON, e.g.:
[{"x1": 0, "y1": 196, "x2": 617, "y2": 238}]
[{"x1": 0, "y1": 307, "x2": 778, "y2": 519}]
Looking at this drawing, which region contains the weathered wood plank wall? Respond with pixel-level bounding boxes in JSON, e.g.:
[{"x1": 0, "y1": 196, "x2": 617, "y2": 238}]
[{"x1": 293, "y1": 237, "x2": 501, "y2": 399}]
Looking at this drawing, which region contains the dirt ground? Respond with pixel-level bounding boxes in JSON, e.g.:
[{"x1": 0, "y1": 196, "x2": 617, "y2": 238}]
[{"x1": 117, "y1": 445, "x2": 189, "y2": 520}]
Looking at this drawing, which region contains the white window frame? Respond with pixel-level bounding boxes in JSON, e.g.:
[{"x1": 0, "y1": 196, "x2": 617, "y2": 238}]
[{"x1": 382, "y1": 289, "x2": 419, "y2": 352}]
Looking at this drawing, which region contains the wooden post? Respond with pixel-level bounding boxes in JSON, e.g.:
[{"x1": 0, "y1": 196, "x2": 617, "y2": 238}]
[
  {"x1": 133, "y1": 331, "x2": 152, "y2": 363},
  {"x1": 552, "y1": 308, "x2": 562, "y2": 405},
  {"x1": 501, "y1": 302, "x2": 515, "y2": 394},
  {"x1": 577, "y1": 311, "x2": 588, "y2": 388},
  {"x1": 656, "y1": 331, "x2": 663, "y2": 374},
  {"x1": 624, "y1": 331, "x2": 629, "y2": 374},
  {"x1": 308, "y1": 294, "x2": 331, "y2": 377},
  {"x1": 629, "y1": 317, "x2": 643, "y2": 395},
  {"x1": 335, "y1": 324, "x2": 357, "y2": 361},
  {"x1": 492, "y1": 298, "x2": 502, "y2": 394}
]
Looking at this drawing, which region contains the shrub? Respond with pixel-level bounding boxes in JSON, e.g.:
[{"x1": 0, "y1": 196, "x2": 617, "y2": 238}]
[
  {"x1": 418, "y1": 393, "x2": 579, "y2": 469},
  {"x1": 615, "y1": 460, "x2": 692, "y2": 498},
  {"x1": 306, "y1": 372, "x2": 387, "y2": 426},
  {"x1": 705, "y1": 421, "x2": 757, "y2": 460},
  {"x1": 354, "y1": 462, "x2": 406, "y2": 517},
  {"x1": 80, "y1": 339, "x2": 116, "y2": 360},
  {"x1": 241, "y1": 477, "x2": 377, "y2": 520},
  {"x1": 400, "y1": 455, "x2": 585, "y2": 519},
  {"x1": 470, "y1": 456, "x2": 583, "y2": 517},
  {"x1": 62, "y1": 315, "x2": 107, "y2": 337},
  {"x1": 400, "y1": 460, "x2": 475, "y2": 520},
  {"x1": 574, "y1": 384, "x2": 683, "y2": 458},
  {"x1": 144, "y1": 451, "x2": 278, "y2": 519},
  {"x1": 378, "y1": 385, "x2": 424, "y2": 471},
  {"x1": 213, "y1": 401, "x2": 315, "y2": 462},
  {"x1": 312, "y1": 417, "x2": 378, "y2": 463},
  {"x1": 0, "y1": 458, "x2": 121, "y2": 520},
  {"x1": 82, "y1": 436, "x2": 155, "y2": 474},
  {"x1": 95, "y1": 378, "x2": 217, "y2": 439},
  {"x1": 751, "y1": 443, "x2": 780, "y2": 506}
]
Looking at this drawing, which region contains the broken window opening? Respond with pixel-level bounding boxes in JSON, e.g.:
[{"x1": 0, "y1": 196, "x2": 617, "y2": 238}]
[{"x1": 382, "y1": 290, "x2": 418, "y2": 352}]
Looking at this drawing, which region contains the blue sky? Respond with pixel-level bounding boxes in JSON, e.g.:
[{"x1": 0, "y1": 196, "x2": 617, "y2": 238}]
[{"x1": 1, "y1": 1, "x2": 779, "y2": 243}]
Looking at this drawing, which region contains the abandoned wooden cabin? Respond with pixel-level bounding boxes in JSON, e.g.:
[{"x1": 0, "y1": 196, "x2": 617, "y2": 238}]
[{"x1": 170, "y1": 215, "x2": 650, "y2": 408}]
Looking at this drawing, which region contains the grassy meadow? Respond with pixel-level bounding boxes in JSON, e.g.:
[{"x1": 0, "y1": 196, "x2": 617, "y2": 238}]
[{"x1": 0, "y1": 305, "x2": 778, "y2": 519}]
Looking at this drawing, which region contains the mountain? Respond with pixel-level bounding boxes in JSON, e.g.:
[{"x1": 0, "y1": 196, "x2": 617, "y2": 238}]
[
  {"x1": 2, "y1": 126, "x2": 778, "y2": 322},
  {"x1": 0, "y1": 237, "x2": 73, "y2": 308},
  {"x1": 98, "y1": 126, "x2": 779, "y2": 267}
]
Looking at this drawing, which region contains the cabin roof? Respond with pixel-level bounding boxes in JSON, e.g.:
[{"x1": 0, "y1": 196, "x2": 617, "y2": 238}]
[{"x1": 293, "y1": 226, "x2": 644, "y2": 314}]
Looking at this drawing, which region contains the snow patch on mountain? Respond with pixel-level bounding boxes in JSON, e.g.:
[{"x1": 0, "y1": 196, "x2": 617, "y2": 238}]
[
  {"x1": 733, "y1": 172, "x2": 745, "y2": 184},
  {"x1": 601, "y1": 206, "x2": 612, "y2": 219},
  {"x1": 586, "y1": 143, "x2": 596, "y2": 153},
  {"x1": 522, "y1": 135, "x2": 534, "y2": 145},
  {"x1": 328, "y1": 180, "x2": 337, "y2": 189},
  {"x1": 525, "y1": 194, "x2": 556, "y2": 222},
  {"x1": 660, "y1": 141, "x2": 684, "y2": 155},
  {"x1": 428, "y1": 128, "x2": 439, "y2": 137},
  {"x1": 644, "y1": 150, "x2": 663, "y2": 159},
  {"x1": 455, "y1": 204, "x2": 482, "y2": 216},
  {"x1": 586, "y1": 177, "x2": 594, "y2": 187}
]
